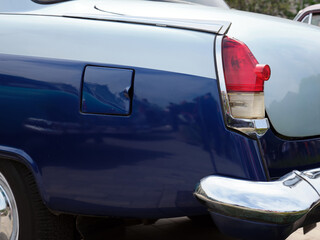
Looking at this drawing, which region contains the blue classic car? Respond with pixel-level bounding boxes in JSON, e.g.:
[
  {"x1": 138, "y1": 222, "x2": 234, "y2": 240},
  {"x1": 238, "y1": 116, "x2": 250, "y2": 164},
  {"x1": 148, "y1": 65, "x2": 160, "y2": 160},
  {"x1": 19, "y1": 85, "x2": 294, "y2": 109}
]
[{"x1": 1, "y1": 0, "x2": 320, "y2": 239}]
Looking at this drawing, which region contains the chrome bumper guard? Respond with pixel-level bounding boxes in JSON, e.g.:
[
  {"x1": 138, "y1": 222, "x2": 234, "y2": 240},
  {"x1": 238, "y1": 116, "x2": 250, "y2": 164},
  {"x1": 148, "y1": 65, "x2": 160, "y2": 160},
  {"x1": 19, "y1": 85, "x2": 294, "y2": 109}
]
[{"x1": 194, "y1": 168, "x2": 320, "y2": 226}]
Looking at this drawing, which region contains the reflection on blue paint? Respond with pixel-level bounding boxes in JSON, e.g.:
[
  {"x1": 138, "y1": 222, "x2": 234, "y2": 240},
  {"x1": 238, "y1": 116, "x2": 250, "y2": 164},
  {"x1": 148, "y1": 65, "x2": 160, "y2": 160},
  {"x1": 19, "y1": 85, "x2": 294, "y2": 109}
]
[
  {"x1": 0, "y1": 54, "x2": 267, "y2": 218},
  {"x1": 260, "y1": 131, "x2": 320, "y2": 178}
]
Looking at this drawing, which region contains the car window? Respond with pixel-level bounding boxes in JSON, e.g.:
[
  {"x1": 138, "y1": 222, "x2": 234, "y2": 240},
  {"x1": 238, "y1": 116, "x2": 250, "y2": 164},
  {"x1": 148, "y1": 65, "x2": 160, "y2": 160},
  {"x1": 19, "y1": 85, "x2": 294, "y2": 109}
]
[
  {"x1": 301, "y1": 14, "x2": 310, "y2": 23},
  {"x1": 311, "y1": 13, "x2": 320, "y2": 26}
]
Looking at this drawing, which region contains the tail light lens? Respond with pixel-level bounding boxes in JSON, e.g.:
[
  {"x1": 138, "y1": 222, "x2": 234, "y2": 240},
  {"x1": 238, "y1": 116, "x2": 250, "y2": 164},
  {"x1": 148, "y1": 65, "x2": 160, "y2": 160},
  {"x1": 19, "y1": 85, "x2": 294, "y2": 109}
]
[{"x1": 222, "y1": 37, "x2": 270, "y2": 119}]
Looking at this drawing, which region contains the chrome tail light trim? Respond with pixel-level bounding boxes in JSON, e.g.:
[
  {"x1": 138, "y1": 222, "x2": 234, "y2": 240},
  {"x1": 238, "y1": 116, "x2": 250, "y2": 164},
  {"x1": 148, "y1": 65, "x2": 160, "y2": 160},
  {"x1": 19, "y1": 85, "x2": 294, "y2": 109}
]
[{"x1": 215, "y1": 35, "x2": 269, "y2": 137}]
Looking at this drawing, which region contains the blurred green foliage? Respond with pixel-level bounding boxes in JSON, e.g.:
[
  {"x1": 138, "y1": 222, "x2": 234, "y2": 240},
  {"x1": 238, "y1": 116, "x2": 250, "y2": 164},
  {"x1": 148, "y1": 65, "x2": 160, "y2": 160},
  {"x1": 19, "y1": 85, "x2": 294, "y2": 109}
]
[{"x1": 224, "y1": 0, "x2": 320, "y2": 19}]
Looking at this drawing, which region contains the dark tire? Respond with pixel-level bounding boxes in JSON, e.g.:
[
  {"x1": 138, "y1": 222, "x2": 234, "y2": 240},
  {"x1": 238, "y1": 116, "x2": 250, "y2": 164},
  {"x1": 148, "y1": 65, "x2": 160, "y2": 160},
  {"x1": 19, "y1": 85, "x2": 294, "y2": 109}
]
[{"x1": 0, "y1": 160, "x2": 75, "y2": 240}]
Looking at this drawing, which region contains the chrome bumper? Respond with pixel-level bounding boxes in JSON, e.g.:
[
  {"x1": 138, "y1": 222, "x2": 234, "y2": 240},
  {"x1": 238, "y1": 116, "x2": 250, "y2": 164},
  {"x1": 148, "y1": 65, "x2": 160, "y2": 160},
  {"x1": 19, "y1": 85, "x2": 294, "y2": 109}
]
[{"x1": 194, "y1": 168, "x2": 320, "y2": 226}]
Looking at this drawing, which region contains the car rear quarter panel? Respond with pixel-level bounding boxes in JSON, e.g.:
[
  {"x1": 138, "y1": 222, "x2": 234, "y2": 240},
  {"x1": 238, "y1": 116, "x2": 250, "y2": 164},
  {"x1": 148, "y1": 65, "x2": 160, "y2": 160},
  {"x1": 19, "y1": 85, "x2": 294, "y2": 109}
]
[
  {"x1": 0, "y1": 14, "x2": 268, "y2": 217},
  {"x1": 212, "y1": 9, "x2": 320, "y2": 177}
]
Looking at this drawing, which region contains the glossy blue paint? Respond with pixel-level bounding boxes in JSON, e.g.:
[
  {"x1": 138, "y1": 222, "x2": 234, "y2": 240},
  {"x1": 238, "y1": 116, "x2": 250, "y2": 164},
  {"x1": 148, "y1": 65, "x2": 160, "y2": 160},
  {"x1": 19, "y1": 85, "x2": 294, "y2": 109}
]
[
  {"x1": 81, "y1": 66, "x2": 133, "y2": 115},
  {"x1": 259, "y1": 130, "x2": 320, "y2": 179},
  {"x1": 0, "y1": 53, "x2": 267, "y2": 218}
]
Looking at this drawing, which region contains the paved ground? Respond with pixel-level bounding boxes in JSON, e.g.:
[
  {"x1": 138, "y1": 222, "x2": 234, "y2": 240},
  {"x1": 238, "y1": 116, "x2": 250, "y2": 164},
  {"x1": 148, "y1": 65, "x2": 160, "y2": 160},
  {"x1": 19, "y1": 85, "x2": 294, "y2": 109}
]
[
  {"x1": 80, "y1": 216, "x2": 320, "y2": 240},
  {"x1": 288, "y1": 226, "x2": 320, "y2": 240}
]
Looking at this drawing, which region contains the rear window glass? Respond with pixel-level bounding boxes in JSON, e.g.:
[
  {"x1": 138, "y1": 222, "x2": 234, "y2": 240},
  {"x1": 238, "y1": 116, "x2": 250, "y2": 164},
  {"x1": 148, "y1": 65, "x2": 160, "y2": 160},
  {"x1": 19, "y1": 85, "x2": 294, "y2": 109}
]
[{"x1": 311, "y1": 13, "x2": 320, "y2": 26}]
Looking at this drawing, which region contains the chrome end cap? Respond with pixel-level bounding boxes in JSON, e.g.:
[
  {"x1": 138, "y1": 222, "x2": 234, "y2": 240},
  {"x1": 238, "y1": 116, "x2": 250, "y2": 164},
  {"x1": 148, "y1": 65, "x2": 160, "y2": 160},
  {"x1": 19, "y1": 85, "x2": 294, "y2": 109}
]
[{"x1": 194, "y1": 171, "x2": 320, "y2": 225}]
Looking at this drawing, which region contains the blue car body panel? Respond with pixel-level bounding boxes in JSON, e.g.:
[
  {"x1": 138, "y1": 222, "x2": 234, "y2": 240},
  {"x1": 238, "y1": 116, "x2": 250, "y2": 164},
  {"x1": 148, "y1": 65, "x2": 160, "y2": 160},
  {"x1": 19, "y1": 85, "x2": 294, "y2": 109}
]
[
  {"x1": 2, "y1": 3, "x2": 320, "y2": 240},
  {"x1": 0, "y1": 53, "x2": 267, "y2": 217},
  {"x1": 260, "y1": 131, "x2": 320, "y2": 179}
]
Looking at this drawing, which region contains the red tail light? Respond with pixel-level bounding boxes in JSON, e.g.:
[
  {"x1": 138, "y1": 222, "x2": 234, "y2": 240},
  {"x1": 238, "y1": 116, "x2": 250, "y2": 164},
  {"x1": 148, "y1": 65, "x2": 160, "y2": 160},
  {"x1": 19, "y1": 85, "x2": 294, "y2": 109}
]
[
  {"x1": 221, "y1": 37, "x2": 271, "y2": 119},
  {"x1": 222, "y1": 37, "x2": 270, "y2": 92}
]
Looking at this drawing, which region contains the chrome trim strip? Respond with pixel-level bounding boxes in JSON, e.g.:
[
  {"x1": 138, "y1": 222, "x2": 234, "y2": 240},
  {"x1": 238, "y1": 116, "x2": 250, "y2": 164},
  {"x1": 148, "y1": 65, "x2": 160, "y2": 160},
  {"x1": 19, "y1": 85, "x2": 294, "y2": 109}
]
[
  {"x1": 194, "y1": 168, "x2": 320, "y2": 226},
  {"x1": 1, "y1": 12, "x2": 231, "y2": 35},
  {"x1": 64, "y1": 11, "x2": 232, "y2": 35},
  {"x1": 309, "y1": 13, "x2": 313, "y2": 24},
  {"x1": 215, "y1": 35, "x2": 269, "y2": 137},
  {"x1": 300, "y1": 168, "x2": 320, "y2": 194}
]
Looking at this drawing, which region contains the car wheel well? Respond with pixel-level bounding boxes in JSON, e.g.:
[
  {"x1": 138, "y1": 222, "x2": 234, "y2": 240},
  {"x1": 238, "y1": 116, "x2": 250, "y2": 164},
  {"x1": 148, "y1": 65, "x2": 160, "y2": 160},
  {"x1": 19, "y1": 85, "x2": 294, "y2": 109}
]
[{"x1": 0, "y1": 157, "x2": 77, "y2": 239}]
